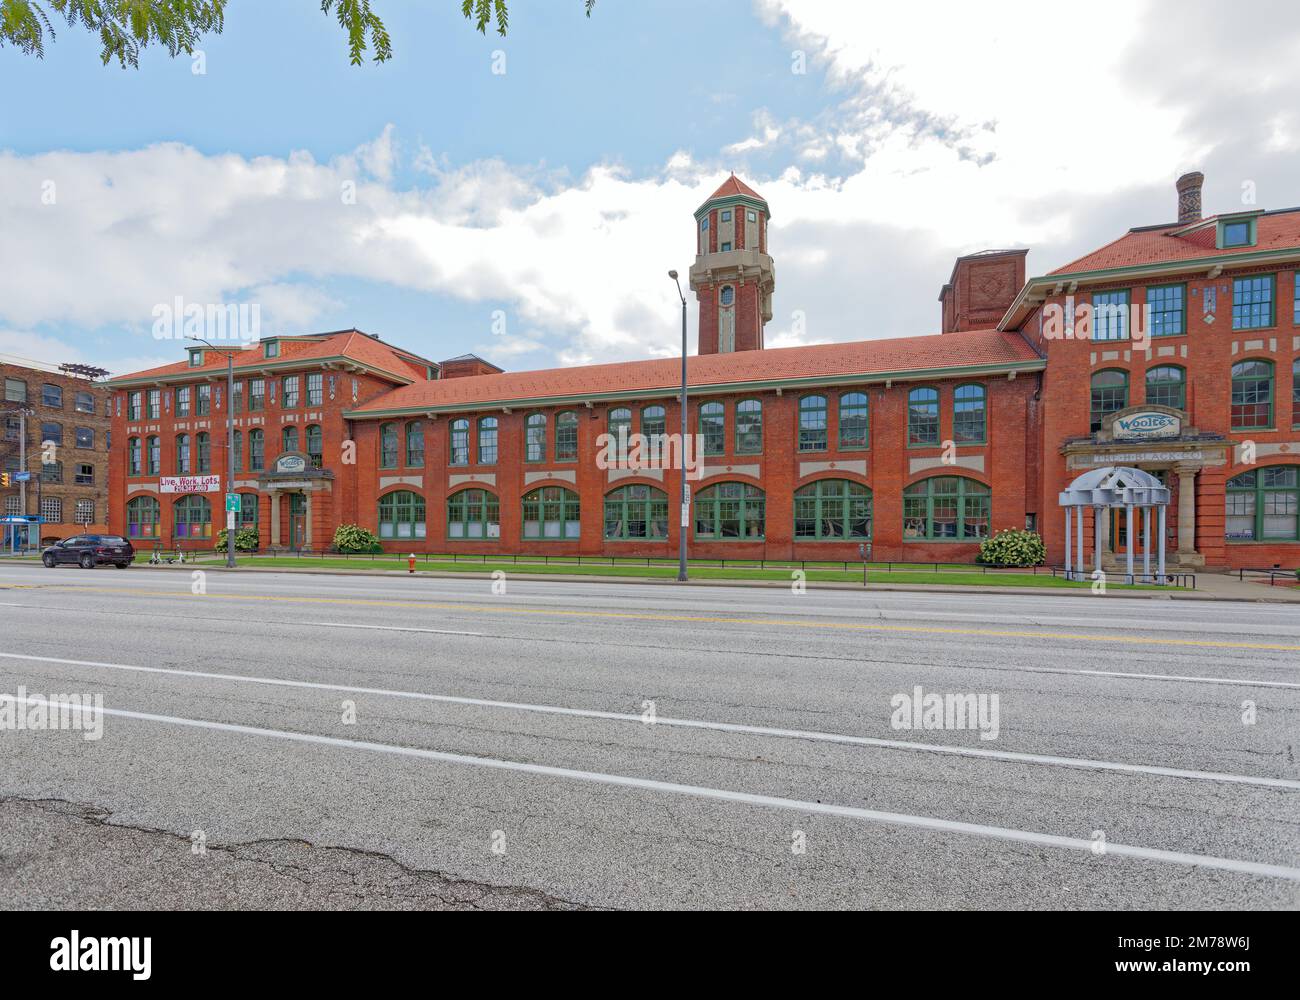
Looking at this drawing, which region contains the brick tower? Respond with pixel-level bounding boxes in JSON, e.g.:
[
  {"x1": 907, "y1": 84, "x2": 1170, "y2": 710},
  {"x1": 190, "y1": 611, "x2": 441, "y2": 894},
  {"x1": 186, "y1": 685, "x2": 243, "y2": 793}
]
[{"x1": 689, "y1": 174, "x2": 774, "y2": 354}]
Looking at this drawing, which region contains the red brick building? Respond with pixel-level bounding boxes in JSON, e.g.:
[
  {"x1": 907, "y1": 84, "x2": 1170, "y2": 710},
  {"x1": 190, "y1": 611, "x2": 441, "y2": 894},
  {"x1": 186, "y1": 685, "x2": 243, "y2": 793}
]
[{"x1": 106, "y1": 174, "x2": 1300, "y2": 571}]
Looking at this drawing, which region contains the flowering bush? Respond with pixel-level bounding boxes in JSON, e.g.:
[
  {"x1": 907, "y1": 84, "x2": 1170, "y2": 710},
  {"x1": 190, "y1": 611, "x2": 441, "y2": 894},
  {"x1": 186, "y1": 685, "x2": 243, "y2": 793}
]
[
  {"x1": 978, "y1": 528, "x2": 1046, "y2": 567},
  {"x1": 332, "y1": 523, "x2": 383, "y2": 554},
  {"x1": 213, "y1": 526, "x2": 260, "y2": 551}
]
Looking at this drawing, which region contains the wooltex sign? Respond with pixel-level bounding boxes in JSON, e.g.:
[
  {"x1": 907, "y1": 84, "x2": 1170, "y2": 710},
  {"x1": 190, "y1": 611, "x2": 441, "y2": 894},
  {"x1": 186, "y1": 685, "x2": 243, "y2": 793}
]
[{"x1": 1113, "y1": 410, "x2": 1181, "y2": 440}]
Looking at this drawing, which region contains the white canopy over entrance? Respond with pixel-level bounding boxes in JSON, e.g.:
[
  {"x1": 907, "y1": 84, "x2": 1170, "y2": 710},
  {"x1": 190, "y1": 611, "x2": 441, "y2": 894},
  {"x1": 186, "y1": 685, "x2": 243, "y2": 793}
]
[{"x1": 1058, "y1": 466, "x2": 1172, "y2": 582}]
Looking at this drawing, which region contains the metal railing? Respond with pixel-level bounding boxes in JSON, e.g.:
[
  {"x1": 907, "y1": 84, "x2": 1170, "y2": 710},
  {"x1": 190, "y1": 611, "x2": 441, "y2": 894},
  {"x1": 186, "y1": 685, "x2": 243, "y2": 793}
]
[{"x1": 1238, "y1": 566, "x2": 1299, "y2": 587}]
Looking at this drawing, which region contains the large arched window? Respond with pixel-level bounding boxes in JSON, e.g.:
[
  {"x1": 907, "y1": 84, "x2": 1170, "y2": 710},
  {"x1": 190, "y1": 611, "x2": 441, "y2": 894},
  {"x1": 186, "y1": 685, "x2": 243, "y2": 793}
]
[
  {"x1": 608, "y1": 407, "x2": 632, "y2": 459},
  {"x1": 282, "y1": 426, "x2": 298, "y2": 454},
  {"x1": 379, "y1": 423, "x2": 399, "y2": 468},
  {"x1": 699, "y1": 401, "x2": 725, "y2": 456},
  {"x1": 449, "y1": 419, "x2": 470, "y2": 466},
  {"x1": 1089, "y1": 369, "x2": 1128, "y2": 432},
  {"x1": 907, "y1": 387, "x2": 940, "y2": 445},
  {"x1": 794, "y1": 479, "x2": 871, "y2": 539},
  {"x1": 126, "y1": 496, "x2": 160, "y2": 539},
  {"x1": 838, "y1": 392, "x2": 869, "y2": 449},
  {"x1": 405, "y1": 420, "x2": 423, "y2": 467},
  {"x1": 175, "y1": 434, "x2": 191, "y2": 475},
  {"x1": 953, "y1": 384, "x2": 986, "y2": 444},
  {"x1": 735, "y1": 399, "x2": 762, "y2": 454},
  {"x1": 798, "y1": 395, "x2": 827, "y2": 452},
  {"x1": 128, "y1": 437, "x2": 141, "y2": 476},
  {"x1": 173, "y1": 495, "x2": 212, "y2": 539},
  {"x1": 447, "y1": 488, "x2": 500, "y2": 539},
  {"x1": 1145, "y1": 365, "x2": 1186, "y2": 410},
  {"x1": 903, "y1": 476, "x2": 990, "y2": 540},
  {"x1": 555, "y1": 411, "x2": 578, "y2": 462},
  {"x1": 604, "y1": 485, "x2": 668, "y2": 540},
  {"x1": 195, "y1": 432, "x2": 211, "y2": 473},
  {"x1": 525, "y1": 413, "x2": 547, "y2": 463},
  {"x1": 378, "y1": 490, "x2": 426, "y2": 540},
  {"x1": 1226, "y1": 467, "x2": 1299, "y2": 541},
  {"x1": 306, "y1": 424, "x2": 323, "y2": 468},
  {"x1": 147, "y1": 435, "x2": 161, "y2": 475},
  {"x1": 694, "y1": 482, "x2": 765, "y2": 540},
  {"x1": 478, "y1": 417, "x2": 498, "y2": 465},
  {"x1": 248, "y1": 429, "x2": 264, "y2": 472},
  {"x1": 522, "y1": 486, "x2": 580, "y2": 539},
  {"x1": 1231, "y1": 360, "x2": 1273, "y2": 430}
]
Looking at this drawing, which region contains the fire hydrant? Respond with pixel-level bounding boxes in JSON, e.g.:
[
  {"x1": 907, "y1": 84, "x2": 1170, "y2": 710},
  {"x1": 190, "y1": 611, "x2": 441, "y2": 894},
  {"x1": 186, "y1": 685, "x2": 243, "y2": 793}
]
[{"x1": 408, "y1": 553, "x2": 416, "y2": 574}]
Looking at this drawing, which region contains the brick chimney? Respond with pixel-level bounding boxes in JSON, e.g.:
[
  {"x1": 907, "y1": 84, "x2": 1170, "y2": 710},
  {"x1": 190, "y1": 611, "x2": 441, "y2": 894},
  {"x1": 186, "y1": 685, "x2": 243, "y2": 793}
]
[{"x1": 1176, "y1": 171, "x2": 1204, "y2": 223}]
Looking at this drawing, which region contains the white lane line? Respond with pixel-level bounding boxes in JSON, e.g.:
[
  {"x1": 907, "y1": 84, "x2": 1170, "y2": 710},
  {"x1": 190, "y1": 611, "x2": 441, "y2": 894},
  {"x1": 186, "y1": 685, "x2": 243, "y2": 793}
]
[
  {"x1": 2, "y1": 651, "x2": 1296, "y2": 790},
  {"x1": 300, "y1": 621, "x2": 483, "y2": 637},
  {"x1": 3, "y1": 693, "x2": 1297, "y2": 883}
]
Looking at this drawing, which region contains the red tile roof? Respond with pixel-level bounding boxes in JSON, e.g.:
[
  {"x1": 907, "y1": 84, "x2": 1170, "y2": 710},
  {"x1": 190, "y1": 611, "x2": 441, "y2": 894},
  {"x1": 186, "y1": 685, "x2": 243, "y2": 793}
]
[
  {"x1": 108, "y1": 329, "x2": 432, "y2": 384},
  {"x1": 350, "y1": 329, "x2": 1041, "y2": 415},
  {"x1": 1049, "y1": 209, "x2": 1300, "y2": 275},
  {"x1": 705, "y1": 173, "x2": 765, "y2": 203}
]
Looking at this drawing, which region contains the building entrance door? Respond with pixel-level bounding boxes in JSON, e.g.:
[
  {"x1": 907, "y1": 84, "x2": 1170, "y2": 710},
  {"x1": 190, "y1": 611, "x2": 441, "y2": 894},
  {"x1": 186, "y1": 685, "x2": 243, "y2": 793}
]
[{"x1": 289, "y1": 493, "x2": 307, "y2": 549}]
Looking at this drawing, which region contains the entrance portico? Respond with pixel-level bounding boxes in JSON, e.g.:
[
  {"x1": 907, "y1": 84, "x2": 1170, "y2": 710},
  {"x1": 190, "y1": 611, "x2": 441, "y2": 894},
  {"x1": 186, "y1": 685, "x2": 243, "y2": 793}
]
[{"x1": 257, "y1": 451, "x2": 334, "y2": 551}]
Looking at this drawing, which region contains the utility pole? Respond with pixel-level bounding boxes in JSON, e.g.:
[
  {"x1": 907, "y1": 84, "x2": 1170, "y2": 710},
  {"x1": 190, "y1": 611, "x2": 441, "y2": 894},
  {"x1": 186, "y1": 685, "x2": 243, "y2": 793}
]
[
  {"x1": 668, "y1": 270, "x2": 689, "y2": 583},
  {"x1": 188, "y1": 338, "x2": 237, "y2": 569}
]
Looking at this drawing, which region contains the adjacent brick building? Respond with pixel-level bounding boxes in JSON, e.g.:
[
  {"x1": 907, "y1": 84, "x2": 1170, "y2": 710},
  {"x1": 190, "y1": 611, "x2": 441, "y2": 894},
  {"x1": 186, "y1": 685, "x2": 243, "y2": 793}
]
[{"x1": 105, "y1": 174, "x2": 1300, "y2": 572}]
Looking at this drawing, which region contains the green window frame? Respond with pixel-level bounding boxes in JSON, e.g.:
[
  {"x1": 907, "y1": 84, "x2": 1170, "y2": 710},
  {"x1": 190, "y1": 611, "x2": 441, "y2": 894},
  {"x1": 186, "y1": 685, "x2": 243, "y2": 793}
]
[
  {"x1": 641, "y1": 405, "x2": 666, "y2": 463},
  {"x1": 555, "y1": 411, "x2": 578, "y2": 462},
  {"x1": 903, "y1": 476, "x2": 991, "y2": 541},
  {"x1": 147, "y1": 435, "x2": 160, "y2": 475},
  {"x1": 1226, "y1": 467, "x2": 1299, "y2": 541},
  {"x1": 145, "y1": 389, "x2": 160, "y2": 419},
  {"x1": 838, "y1": 392, "x2": 869, "y2": 449},
  {"x1": 1294, "y1": 273, "x2": 1300, "y2": 326},
  {"x1": 175, "y1": 434, "x2": 191, "y2": 475},
  {"x1": 405, "y1": 421, "x2": 424, "y2": 468},
  {"x1": 196, "y1": 384, "x2": 210, "y2": 416},
  {"x1": 907, "y1": 387, "x2": 939, "y2": 446},
  {"x1": 1145, "y1": 365, "x2": 1186, "y2": 410},
  {"x1": 307, "y1": 372, "x2": 323, "y2": 407},
  {"x1": 694, "y1": 482, "x2": 765, "y2": 540},
  {"x1": 248, "y1": 379, "x2": 265, "y2": 411},
  {"x1": 478, "y1": 417, "x2": 498, "y2": 465},
  {"x1": 735, "y1": 399, "x2": 762, "y2": 454},
  {"x1": 195, "y1": 432, "x2": 211, "y2": 474},
  {"x1": 525, "y1": 413, "x2": 547, "y2": 463},
  {"x1": 522, "y1": 486, "x2": 580, "y2": 539},
  {"x1": 447, "y1": 488, "x2": 499, "y2": 540},
  {"x1": 306, "y1": 424, "x2": 323, "y2": 468},
  {"x1": 449, "y1": 419, "x2": 470, "y2": 466},
  {"x1": 378, "y1": 490, "x2": 426, "y2": 540},
  {"x1": 282, "y1": 426, "x2": 298, "y2": 454},
  {"x1": 176, "y1": 386, "x2": 191, "y2": 417},
  {"x1": 126, "y1": 496, "x2": 160, "y2": 540},
  {"x1": 1231, "y1": 360, "x2": 1273, "y2": 430},
  {"x1": 236, "y1": 493, "x2": 258, "y2": 531},
  {"x1": 1147, "y1": 283, "x2": 1185, "y2": 337},
  {"x1": 608, "y1": 408, "x2": 632, "y2": 459},
  {"x1": 232, "y1": 430, "x2": 243, "y2": 473},
  {"x1": 282, "y1": 375, "x2": 300, "y2": 409},
  {"x1": 699, "y1": 401, "x2": 725, "y2": 456},
  {"x1": 127, "y1": 391, "x2": 142, "y2": 420},
  {"x1": 173, "y1": 494, "x2": 212, "y2": 539},
  {"x1": 379, "y1": 423, "x2": 398, "y2": 468},
  {"x1": 248, "y1": 429, "x2": 264, "y2": 471},
  {"x1": 604, "y1": 485, "x2": 668, "y2": 540},
  {"x1": 953, "y1": 384, "x2": 986, "y2": 444},
  {"x1": 1293, "y1": 359, "x2": 1300, "y2": 428},
  {"x1": 798, "y1": 395, "x2": 827, "y2": 452},
  {"x1": 128, "y1": 437, "x2": 142, "y2": 476},
  {"x1": 1090, "y1": 369, "x2": 1129, "y2": 433},
  {"x1": 1232, "y1": 275, "x2": 1275, "y2": 330},
  {"x1": 794, "y1": 479, "x2": 871, "y2": 540},
  {"x1": 1091, "y1": 289, "x2": 1129, "y2": 341}
]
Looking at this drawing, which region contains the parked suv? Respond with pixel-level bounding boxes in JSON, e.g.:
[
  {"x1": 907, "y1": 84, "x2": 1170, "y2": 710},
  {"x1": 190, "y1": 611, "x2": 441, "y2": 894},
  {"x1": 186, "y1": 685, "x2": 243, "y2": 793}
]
[{"x1": 41, "y1": 534, "x2": 134, "y2": 569}]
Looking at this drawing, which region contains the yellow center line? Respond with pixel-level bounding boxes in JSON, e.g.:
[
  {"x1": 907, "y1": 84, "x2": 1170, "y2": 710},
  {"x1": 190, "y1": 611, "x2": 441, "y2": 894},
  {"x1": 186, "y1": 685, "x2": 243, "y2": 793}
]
[{"x1": 6, "y1": 583, "x2": 1300, "y2": 652}]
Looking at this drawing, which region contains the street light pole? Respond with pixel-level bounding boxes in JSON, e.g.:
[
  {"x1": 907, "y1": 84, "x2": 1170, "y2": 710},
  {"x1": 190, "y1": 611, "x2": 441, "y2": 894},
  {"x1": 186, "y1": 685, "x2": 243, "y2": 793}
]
[
  {"x1": 189, "y1": 338, "x2": 237, "y2": 569},
  {"x1": 668, "y1": 270, "x2": 688, "y2": 582}
]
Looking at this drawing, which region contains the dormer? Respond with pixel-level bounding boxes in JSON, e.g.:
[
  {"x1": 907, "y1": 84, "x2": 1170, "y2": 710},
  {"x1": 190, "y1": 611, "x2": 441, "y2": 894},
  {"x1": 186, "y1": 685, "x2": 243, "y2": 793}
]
[
  {"x1": 262, "y1": 339, "x2": 281, "y2": 359},
  {"x1": 1216, "y1": 211, "x2": 1263, "y2": 249},
  {"x1": 187, "y1": 348, "x2": 204, "y2": 367}
]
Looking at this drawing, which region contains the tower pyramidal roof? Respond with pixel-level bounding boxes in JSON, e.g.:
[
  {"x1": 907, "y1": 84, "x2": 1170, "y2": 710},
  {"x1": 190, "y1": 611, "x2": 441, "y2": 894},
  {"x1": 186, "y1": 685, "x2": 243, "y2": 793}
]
[{"x1": 706, "y1": 172, "x2": 765, "y2": 202}]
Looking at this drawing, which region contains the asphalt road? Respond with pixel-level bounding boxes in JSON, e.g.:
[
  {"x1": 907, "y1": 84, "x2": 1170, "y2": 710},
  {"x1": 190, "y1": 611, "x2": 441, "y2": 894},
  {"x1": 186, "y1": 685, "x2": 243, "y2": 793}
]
[{"x1": 0, "y1": 561, "x2": 1297, "y2": 910}]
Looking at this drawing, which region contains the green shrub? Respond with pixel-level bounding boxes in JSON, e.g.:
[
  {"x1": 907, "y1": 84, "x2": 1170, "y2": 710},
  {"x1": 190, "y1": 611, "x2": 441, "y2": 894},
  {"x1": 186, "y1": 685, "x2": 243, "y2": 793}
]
[
  {"x1": 333, "y1": 523, "x2": 383, "y2": 554},
  {"x1": 978, "y1": 528, "x2": 1046, "y2": 567},
  {"x1": 213, "y1": 526, "x2": 260, "y2": 552}
]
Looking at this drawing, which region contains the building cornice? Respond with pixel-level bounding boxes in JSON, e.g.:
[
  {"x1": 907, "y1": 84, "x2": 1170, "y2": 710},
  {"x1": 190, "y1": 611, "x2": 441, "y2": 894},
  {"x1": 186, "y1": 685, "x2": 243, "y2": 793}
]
[{"x1": 106, "y1": 356, "x2": 416, "y2": 390}]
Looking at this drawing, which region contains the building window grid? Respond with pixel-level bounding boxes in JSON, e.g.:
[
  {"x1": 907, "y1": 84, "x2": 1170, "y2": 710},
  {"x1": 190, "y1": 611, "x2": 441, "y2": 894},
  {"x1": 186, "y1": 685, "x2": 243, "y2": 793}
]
[
  {"x1": 281, "y1": 376, "x2": 299, "y2": 409},
  {"x1": 449, "y1": 419, "x2": 470, "y2": 466},
  {"x1": 126, "y1": 497, "x2": 161, "y2": 539},
  {"x1": 694, "y1": 482, "x2": 765, "y2": 540},
  {"x1": 1232, "y1": 275, "x2": 1275, "y2": 330},
  {"x1": 794, "y1": 479, "x2": 872, "y2": 540},
  {"x1": 42, "y1": 383, "x2": 63, "y2": 408},
  {"x1": 378, "y1": 490, "x2": 426, "y2": 540},
  {"x1": 147, "y1": 436, "x2": 160, "y2": 475},
  {"x1": 1226, "y1": 467, "x2": 1299, "y2": 541},
  {"x1": 176, "y1": 386, "x2": 191, "y2": 417},
  {"x1": 175, "y1": 434, "x2": 191, "y2": 474},
  {"x1": 555, "y1": 412, "x2": 578, "y2": 462},
  {"x1": 478, "y1": 418, "x2": 498, "y2": 465},
  {"x1": 196, "y1": 432, "x2": 211, "y2": 473},
  {"x1": 75, "y1": 391, "x2": 95, "y2": 413},
  {"x1": 838, "y1": 393, "x2": 869, "y2": 449},
  {"x1": 525, "y1": 414, "x2": 547, "y2": 463},
  {"x1": 307, "y1": 373, "x2": 323, "y2": 407},
  {"x1": 1145, "y1": 366, "x2": 1186, "y2": 410},
  {"x1": 248, "y1": 379, "x2": 265, "y2": 411},
  {"x1": 447, "y1": 488, "x2": 500, "y2": 539},
  {"x1": 379, "y1": 423, "x2": 399, "y2": 468},
  {"x1": 798, "y1": 395, "x2": 828, "y2": 452},
  {"x1": 128, "y1": 437, "x2": 142, "y2": 476},
  {"x1": 1231, "y1": 360, "x2": 1273, "y2": 430},
  {"x1": 1092, "y1": 289, "x2": 1130, "y2": 341},
  {"x1": 40, "y1": 497, "x2": 62, "y2": 522},
  {"x1": 907, "y1": 388, "x2": 940, "y2": 446},
  {"x1": 604, "y1": 485, "x2": 669, "y2": 540},
  {"x1": 75, "y1": 499, "x2": 94, "y2": 524},
  {"x1": 307, "y1": 424, "x2": 324, "y2": 468},
  {"x1": 75, "y1": 464, "x2": 94, "y2": 486},
  {"x1": 608, "y1": 408, "x2": 632, "y2": 460},
  {"x1": 196, "y1": 384, "x2": 211, "y2": 416},
  {"x1": 1147, "y1": 284, "x2": 1185, "y2": 337},
  {"x1": 952, "y1": 384, "x2": 986, "y2": 444},
  {"x1": 903, "y1": 476, "x2": 991, "y2": 541},
  {"x1": 522, "y1": 486, "x2": 581, "y2": 540},
  {"x1": 1090, "y1": 370, "x2": 1129, "y2": 433},
  {"x1": 699, "y1": 402, "x2": 725, "y2": 457},
  {"x1": 1293, "y1": 359, "x2": 1300, "y2": 428},
  {"x1": 249, "y1": 429, "x2": 264, "y2": 471},
  {"x1": 173, "y1": 495, "x2": 212, "y2": 539}
]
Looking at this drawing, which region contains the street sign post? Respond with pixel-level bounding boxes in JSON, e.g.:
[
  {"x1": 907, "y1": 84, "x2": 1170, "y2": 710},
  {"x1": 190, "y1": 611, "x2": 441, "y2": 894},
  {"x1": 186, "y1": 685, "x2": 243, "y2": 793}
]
[
  {"x1": 225, "y1": 493, "x2": 241, "y2": 512},
  {"x1": 13, "y1": 472, "x2": 30, "y2": 483}
]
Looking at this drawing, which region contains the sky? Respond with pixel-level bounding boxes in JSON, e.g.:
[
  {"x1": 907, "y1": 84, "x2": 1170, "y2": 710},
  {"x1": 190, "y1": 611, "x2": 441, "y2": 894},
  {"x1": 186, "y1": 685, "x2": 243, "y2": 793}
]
[{"x1": 1, "y1": 0, "x2": 1299, "y2": 377}]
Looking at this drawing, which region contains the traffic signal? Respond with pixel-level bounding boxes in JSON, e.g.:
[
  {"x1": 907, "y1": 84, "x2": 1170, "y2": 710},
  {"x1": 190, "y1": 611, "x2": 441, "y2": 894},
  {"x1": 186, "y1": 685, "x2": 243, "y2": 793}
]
[{"x1": 0, "y1": 472, "x2": 9, "y2": 487}]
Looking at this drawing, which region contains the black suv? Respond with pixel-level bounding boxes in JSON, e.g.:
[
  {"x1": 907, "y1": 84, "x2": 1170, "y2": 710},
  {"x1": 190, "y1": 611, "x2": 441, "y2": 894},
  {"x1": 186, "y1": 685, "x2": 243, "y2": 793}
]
[{"x1": 42, "y1": 534, "x2": 134, "y2": 569}]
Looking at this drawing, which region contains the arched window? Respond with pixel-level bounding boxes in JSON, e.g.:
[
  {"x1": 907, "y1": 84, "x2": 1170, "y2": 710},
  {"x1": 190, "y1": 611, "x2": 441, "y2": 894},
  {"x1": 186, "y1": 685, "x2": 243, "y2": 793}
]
[
  {"x1": 447, "y1": 489, "x2": 500, "y2": 539},
  {"x1": 555, "y1": 411, "x2": 579, "y2": 462},
  {"x1": 147, "y1": 435, "x2": 161, "y2": 475},
  {"x1": 232, "y1": 430, "x2": 243, "y2": 472},
  {"x1": 478, "y1": 417, "x2": 498, "y2": 464},
  {"x1": 699, "y1": 401, "x2": 725, "y2": 456},
  {"x1": 40, "y1": 459, "x2": 62, "y2": 484},
  {"x1": 379, "y1": 423, "x2": 399, "y2": 468},
  {"x1": 282, "y1": 426, "x2": 298, "y2": 454},
  {"x1": 306, "y1": 424, "x2": 323, "y2": 468},
  {"x1": 175, "y1": 434, "x2": 191, "y2": 475},
  {"x1": 1231, "y1": 360, "x2": 1273, "y2": 430},
  {"x1": 195, "y1": 432, "x2": 211, "y2": 473},
  {"x1": 694, "y1": 482, "x2": 765, "y2": 540},
  {"x1": 1089, "y1": 370, "x2": 1129, "y2": 432},
  {"x1": 378, "y1": 490, "x2": 426, "y2": 540},
  {"x1": 907, "y1": 387, "x2": 940, "y2": 445},
  {"x1": 525, "y1": 413, "x2": 547, "y2": 463},
  {"x1": 839, "y1": 392, "x2": 869, "y2": 449},
  {"x1": 798, "y1": 395, "x2": 827, "y2": 452},
  {"x1": 173, "y1": 495, "x2": 212, "y2": 539},
  {"x1": 449, "y1": 419, "x2": 470, "y2": 466},
  {"x1": 126, "y1": 496, "x2": 160, "y2": 539},
  {"x1": 641, "y1": 405, "x2": 666, "y2": 462},
  {"x1": 1145, "y1": 366, "x2": 1185, "y2": 410},
  {"x1": 604, "y1": 485, "x2": 669, "y2": 540},
  {"x1": 1226, "y1": 467, "x2": 1298, "y2": 541},
  {"x1": 735, "y1": 399, "x2": 762, "y2": 454},
  {"x1": 522, "y1": 486, "x2": 580, "y2": 539},
  {"x1": 608, "y1": 408, "x2": 632, "y2": 459},
  {"x1": 953, "y1": 384, "x2": 986, "y2": 444},
  {"x1": 794, "y1": 479, "x2": 872, "y2": 539},
  {"x1": 128, "y1": 437, "x2": 141, "y2": 476},
  {"x1": 405, "y1": 420, "x2": 423, "y2": 467},
  {"x1": 903, "y1": 476, "x2": 990, "y2": 540},
  {"x1": 248, "y1": 429, "x2": 264, "y2": 472}
]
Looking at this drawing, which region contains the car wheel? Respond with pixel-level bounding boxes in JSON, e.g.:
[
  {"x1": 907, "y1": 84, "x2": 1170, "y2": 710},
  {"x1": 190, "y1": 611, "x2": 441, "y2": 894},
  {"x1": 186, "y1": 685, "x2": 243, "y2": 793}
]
[
  {"x1": 42, "y1": 553, "x2": 56, "y2": 568},
  {"x1": 78, "y1": 553, "x2": 95, "y2": 570},
  {"x1": 114, "y1": 562, "x2": 129, "y2": 569}
]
